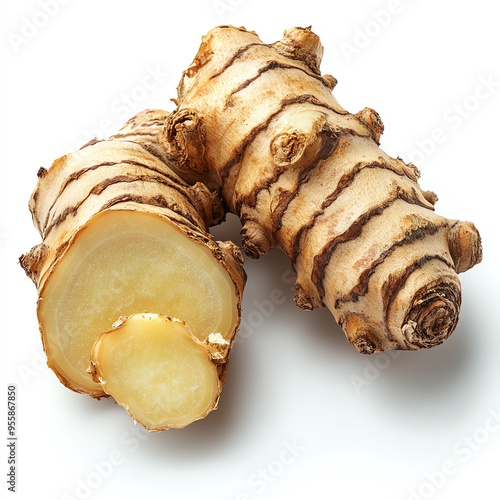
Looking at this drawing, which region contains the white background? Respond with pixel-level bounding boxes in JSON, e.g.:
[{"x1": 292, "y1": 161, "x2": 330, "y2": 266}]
[{"x1": 1, "y1": 1, "x2": 499, "y2": 499}]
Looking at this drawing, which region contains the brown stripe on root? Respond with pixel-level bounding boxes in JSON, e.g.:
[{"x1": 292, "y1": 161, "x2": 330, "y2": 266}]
[
  {"x1": 288, "y1": 157, "x2": 429, "y2": 265},
  {"x1": 335, "y1": 219, "x2": 448, "y2": 308},
  {"x1": 43, "y1": 173, "x2": 203, "y2": 237},
  {"x1": 226, "y1": 60, "x2": 334, "y2": 104},
  {"x1": 210, "y1": 43, "x2": 269, "y2": 79},
  {"x1": 54, "y1": 158, "x2": 188, "y2": 199},
  {"x1": 311, "y1": 187, "x2": 432, "y2": 302}
]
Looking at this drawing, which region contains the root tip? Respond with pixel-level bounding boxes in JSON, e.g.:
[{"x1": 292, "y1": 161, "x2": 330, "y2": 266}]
[
  {"x1": 448, "y1": 221, "x2": 482, "y2": 273},
  {"x1": 353, "y1": 336, "x2": 378, "y2": 355},
  {"x1": 402, "y1": 282, "x2": 461, "y2": 349}
]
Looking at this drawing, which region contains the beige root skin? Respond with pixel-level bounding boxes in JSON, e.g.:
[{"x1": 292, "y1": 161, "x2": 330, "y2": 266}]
[
  {"x1": 90, "y1": 314, "x2": 225, "y2": 431},
  {"x1": 162, "y1": 25, "x2": 482, "y2": 353},
  {"x1": 20, "y1": 111, "x2": 245, "y2": 400}
]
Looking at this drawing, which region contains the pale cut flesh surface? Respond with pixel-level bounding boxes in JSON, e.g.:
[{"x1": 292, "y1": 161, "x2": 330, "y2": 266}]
[
  {"x1": 38, "y1": 209, "x2": 238, "y2": 396},
  {"x1": 90, "y1": 313, "x2": 219, "y2": 430}
]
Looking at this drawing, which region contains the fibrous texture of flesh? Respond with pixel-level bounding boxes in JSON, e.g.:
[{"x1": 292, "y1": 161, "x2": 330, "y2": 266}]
[{"x1": 90, "y1": 313, "x2": 226, "y2": 430}]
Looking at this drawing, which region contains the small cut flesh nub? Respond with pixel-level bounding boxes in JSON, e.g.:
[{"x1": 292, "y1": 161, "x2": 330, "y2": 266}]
[{"x1": 90, "y1": 313, "x2": 220, "y2": 431}]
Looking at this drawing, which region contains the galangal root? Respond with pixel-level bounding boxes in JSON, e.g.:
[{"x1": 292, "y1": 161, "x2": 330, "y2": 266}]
[
  {"x1": 20, "y1": 110, "x2": 245, "y2": 430},
  {"x1": 161, "y1": 25, "x2": 482, "y2": 354}
]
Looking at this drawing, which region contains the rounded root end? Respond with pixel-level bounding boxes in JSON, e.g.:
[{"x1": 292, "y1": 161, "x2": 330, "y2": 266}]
[
  {"x1": 271, "y1": 131, "x2": 308, "y2": 167},
  {"x1": 353, "y1": 336, "x2": 378, "y2": 355},
  {"x1": 273, "y1": 26, "x2": 324, "y2": 73},
  {"x1": 355, "y1": 107, "x2": 384, "y2": 144},
  {"x1": 19, "y1": 243, "x2": 49, "y2": 285},
  {"x1": 293, "y1": 282, "x2": 317, "y2": 311},
  {"x1": 270, "y1": 110, "x2": 340, "y2": 170},
  {"x1": 161, "y1": 109, "x2": 207, "y2": 177},
  {"x1": 341, "y1": 314, "x2": 385, "y2": 354},
  {"x1": 240, "y1": 219, "x2": 272, "y2": 259},
  {"x1": 402, "y1": 282, "x2": 461, "y2": 349},
  {"x1": 448, "y1": 221, "x2": 482, "y2": 274}
]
